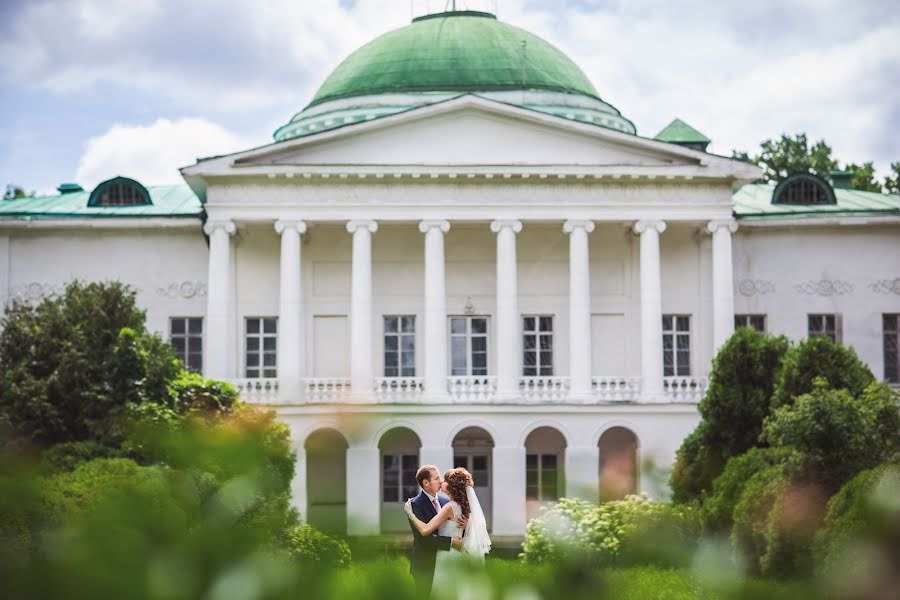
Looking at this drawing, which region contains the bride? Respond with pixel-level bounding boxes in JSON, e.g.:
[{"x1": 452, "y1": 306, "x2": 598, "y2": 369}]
[{"x1": 405, "y1": 467, "x2": 491, "y2": 586}]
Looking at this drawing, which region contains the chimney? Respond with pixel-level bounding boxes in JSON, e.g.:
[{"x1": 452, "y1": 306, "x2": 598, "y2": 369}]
[
  {"x1": 57, "y1": 183, "x2": 84, "y2": 194},
  {"x1": 829, "y1": 171, "x2": 853, "y2": 190}
]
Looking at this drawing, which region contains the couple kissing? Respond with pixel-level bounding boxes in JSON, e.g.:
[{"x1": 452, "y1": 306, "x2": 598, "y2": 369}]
[{"x1": 405, "y1": 464, "x2": 491, "y2": 595}]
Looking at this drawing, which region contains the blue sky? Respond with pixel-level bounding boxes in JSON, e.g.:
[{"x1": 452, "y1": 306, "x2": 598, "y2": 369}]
[{"x1": 1, "y1": 0, "x2": 897, "y2": 195}]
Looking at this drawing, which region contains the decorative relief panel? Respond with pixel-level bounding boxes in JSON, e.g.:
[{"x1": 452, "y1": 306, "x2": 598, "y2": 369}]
[
  {"x1": 9, "y1": 282, "x2": 64, "y2": 301},
  {"x1": 156, "y1": 281, "x2": 207, "y2": 299},
  {"x1": 868, "y1": 278, "x2": 900, "y2": 295},
  {"x1": 793, "y1": 280, "x2": 853, "y2": 297},
  {"x1": 736, "y1": 279, "x2": 775, "y2": 297}
]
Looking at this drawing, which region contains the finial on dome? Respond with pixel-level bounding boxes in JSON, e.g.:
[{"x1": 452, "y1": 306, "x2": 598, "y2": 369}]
[{"x1": 411, "y1": 0, "x2": 497, "y2": 21}]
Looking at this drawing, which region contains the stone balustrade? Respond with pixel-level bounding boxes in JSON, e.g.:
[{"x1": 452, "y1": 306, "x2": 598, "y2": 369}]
[
  {"x1": 592, "y1": 376, "x2": 641, "y2": 402},
  {"x1": 447, "y1": 375, "x2": 497, "y2": 403},
  {"x1": 662, "y1": 376, "x2": 709, "y2": 403},
  {"x1": 231, "y1": 378, "x2": 279, "y2": 404},
  {"x1": 519, "y1": 376, "x2": 570, "y2": 402},
  {"x1": 374, "y1": 376, "x2": 425, "y2": 403},
  {"x1": 303, "y1": 378, "x2": 351, "y2": 403}
]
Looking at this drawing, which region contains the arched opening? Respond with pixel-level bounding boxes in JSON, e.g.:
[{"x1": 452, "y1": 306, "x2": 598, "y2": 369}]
[
  {"x1": 379, "y1": 427, "x2": 422, "y2": 533},
  {"x1": 598, "y1": 426, "x2": 639, "y2": 501},
  {"x1": 451, "y1": 427, "x2": 495, "y2": 530},
  {"x1": 305, "y1": 428, "x2": 348, "y2": 534},
  {"x1": 524, "y1": 426, "x2": 566, "y2": 521}
]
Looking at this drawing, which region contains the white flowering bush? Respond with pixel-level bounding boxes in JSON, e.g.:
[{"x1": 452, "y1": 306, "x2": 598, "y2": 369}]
[{"x1": 521, "y1": 494, "x2": 700, "y2": 567}]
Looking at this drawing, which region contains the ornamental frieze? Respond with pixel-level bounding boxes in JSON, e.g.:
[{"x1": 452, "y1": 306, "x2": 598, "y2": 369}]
[
  {"x1": 793, "y1": 280, "x2": 853, "y2": 297},
  {"x1": 156, "y1": 281, "x2": 207, "y2": 299},
  {"x1": 736, "y1": 279, "x2": 775, "y2": 296},
  {"x1": 9, "y1": 282, "x2": 64, "y2": 301},
  {"x1": 868, "y1": 278, "x2": 900, "y2": 295}
]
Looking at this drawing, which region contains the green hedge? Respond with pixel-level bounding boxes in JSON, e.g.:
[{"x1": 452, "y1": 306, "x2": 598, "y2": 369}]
[{"x1": 284, "y1": 523, "x2": 351, "y2": 568}]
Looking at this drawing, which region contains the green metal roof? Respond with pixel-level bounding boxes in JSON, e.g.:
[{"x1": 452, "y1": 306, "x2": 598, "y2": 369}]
[
  {"x1": 0, "y1": 184, "x2": 202, "y2": 220},
  {"x1": 734, "y1": 183, "x2": 900, "y2": 219},
  {"x1": 654, "y1": 118, "x2": 710, "y2": 144},
  {"x1": 308, "y1": 11, "x2": 600, "y2": 107}
]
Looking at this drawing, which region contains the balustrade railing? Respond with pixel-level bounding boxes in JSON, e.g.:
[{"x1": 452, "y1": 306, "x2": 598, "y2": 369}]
[
  {"x1": 447, "y1": 375, "x2": 497, "y2": 403},
  {"x1": 302, "y1": 378, "x2": 351, "y2": 403},
  {"x1": 592, "y1": 376, "x2": 641, "y2": 402},
  {"x1": 663, "y1": 376, "x2": 709, "y2": 403},
  {"x1": 374, "y1": 377, "x2": 425, "y2": 403},
  {"x1": 231, "y1": 378, "x2": 279, "y2": 404},
  {"x1": 519, "y1": 376, "x2": 570, "y2": 402}
]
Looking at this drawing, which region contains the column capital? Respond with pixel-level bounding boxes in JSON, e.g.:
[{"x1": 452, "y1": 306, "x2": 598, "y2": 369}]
[
  {"x1": 346, "y1": 219, "x2": 378, "y2": 234},
  {"x1": 490, "y1": 219, "x2": 522, "y2": 234},
  {"x1": 706, "y1": 219, "x2": 738, "y2": 235},
  {"x1": 203, "y1": 219, "x2": 236, "y2": 236},
  {"x1": 274, "y1": 219, "x2": 307, "y2": 235},
  {"x1": 418, "y1": 219, "x2": 450, "y2": 234},
  {"x1": 563, "y1": 219, "x2": 595, "y2": 234},
  {"x1": 633, "y1": 219, "x2": 666, "y2": 235}
]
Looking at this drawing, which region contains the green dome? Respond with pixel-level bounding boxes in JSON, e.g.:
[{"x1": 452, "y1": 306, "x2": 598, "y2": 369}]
[
  {"x1": 310, "y1": 11, "x2": 598, "y2": 106},
  {"x1": 274, "y1": 11, "x2": 635, "y2": 142}
]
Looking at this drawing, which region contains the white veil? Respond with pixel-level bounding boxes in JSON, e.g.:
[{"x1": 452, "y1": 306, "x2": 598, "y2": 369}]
[{"x1": 462, "y1": 485, "x2": 491, "y2": 559}]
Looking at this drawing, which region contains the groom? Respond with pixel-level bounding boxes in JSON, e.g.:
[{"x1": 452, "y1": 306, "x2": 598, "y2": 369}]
[{"x1": 407, "y1": 465, "x2": 466, "y2": 595}]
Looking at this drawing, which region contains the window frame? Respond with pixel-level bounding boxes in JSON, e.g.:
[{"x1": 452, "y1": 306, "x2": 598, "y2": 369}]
[
  {"x1": 381, "y1": 453, "x2": 419, "y2": 503},
  {"x1": 449, "y1": 315, "x2": 489, "y2": 376},
  {"x1": 245, "y1": 317, "x2": 278, "y2": 379},
  {"x1": 383, "y1": 315, "x2": 416, "y2": 377},
  {"x1": 734, "y1": 314, "x2": 767, "y2": 333},
  {"x1": 523, "y1": 315, "x2": 554, "y2": 377},
  {"x1": 808, "y1": 313, "x2": 841, "y2": 344},
  {"x1": 883, "y1": 314, "x2": 899, "y2": 383},
  {"x1": 662, "y1": 314, "x2": 692, "y2": 377},
  {"x1": 526, "y1": 453, "x2": 559, "y2": 501},
  {"x1": 170, "y1": 317, "x2": 203, "y2": 373}
]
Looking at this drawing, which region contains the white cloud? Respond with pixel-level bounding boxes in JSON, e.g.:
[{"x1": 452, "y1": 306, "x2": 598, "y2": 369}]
[{"x1": 74, "y1": 117, "x2": 249, "y2": 188}]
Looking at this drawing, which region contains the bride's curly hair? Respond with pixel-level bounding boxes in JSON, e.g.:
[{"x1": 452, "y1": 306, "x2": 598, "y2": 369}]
[{"x1": 443, "y1": 467, "x2": 474, "y2": 517}]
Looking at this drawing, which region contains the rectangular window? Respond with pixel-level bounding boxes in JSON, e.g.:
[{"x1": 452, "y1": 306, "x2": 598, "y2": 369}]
[
  {"x1": 382, "y1": 453, "x2": 419, "y2": 502},
  {"x1": 170, "y1": 317, "x2": 203, "y2": 373},
  {"x1": 523, "y1": 316, "x2": 554, "y2": 376},
  {"x1": 734, "y1": 314, "x2": 767, "y2": 333},
  {"x1": 662, "y1": 315, "x2": 691, "y2": 376},
  {"x1": 526, "y1": 453, "x2": 559, "y2": 501},
  {"x1": 808, "y1": 314, "x2": 840, "y2": 343},
  {"x1": 884, "y1": 314, "x2": 900, "y2": 383},
  {"x1": 449, "y1": 316, "x2": 489, "y2": 376},
  {"x1": 245, "y1": 317, "x2": 277, "y2": 379},
  {"x1": 384, "y1": 316, "x2": 416, "y2": 377}
]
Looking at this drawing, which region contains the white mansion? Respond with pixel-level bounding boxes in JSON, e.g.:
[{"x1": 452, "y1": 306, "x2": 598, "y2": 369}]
[{"x1": 2, "y1": 9, "x2": 898, "y2": 537}]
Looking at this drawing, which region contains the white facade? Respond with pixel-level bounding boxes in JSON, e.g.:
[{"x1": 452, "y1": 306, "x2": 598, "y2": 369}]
[{"x1": 3, "y1": 97, "x2": 898, "y2": 536}]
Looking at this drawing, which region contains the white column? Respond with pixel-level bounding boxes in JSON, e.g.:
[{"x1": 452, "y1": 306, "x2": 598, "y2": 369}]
[
  {"x1": 275, "y1": 220, "x2": 307, "y2": 403},
  {"x1": 203, "y1": 219, "x2": 236, "y2": 380},
  {"x1": 346, "y1": 447, "x2": 380, "y2": 534},
  {"x1": 492, "y1": 446, "x2": 527, "y2": 535},
  {"x1": 634, "y1": 220, "x2": 666, "y2": 401},
  {"x1": 347, "y1": 220, "x2": 378, "y2": 399},
  {"x1": 291, "y1": 447, "x2": 307, "y2": 521},
  {"x1": 419, "y1": 220, "x2": 451, "y2": 398},
  {"x1": 708, "y1": 220, "x2": 738, "y2": 353},
  {"x1": 420, "y1": 446, "x2": 453, "y2": 474},
  {"x1": 566, "y1": 446, "x2": 600, "y2": 501},
  {"x1": 564, "y1": 220, "x2": 595, "y2": 397},
  {"x1": 491, "y1": 220, "x2": 522, "y2": 399}
]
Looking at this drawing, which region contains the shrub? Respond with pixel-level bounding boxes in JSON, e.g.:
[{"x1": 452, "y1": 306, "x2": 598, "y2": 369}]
[
  {"x1": 283, "y1": 523, "x2": 351, "y2": 568},
  {"x1": 670, "y1": 329, "x2": 788, "y2": 502},
  {"x1": 703, "y1": 447, "x2": 796, "y2": 533},
  {"x1": 521, "y1": 495, "x2": 700, "y2": 568},
  {"x1": 730, "y1": 464, "x2": 788, "y2": 576},
  {"x1": 770, "y1": 335, "x2": 873, "y2": 409},
  {"x1": 813, "y1": 462, "x2": 900, "y2": 575},
  {"x1": 762, "y1": 380, "x2": 900, "y2": 492},
  {"x1": 38, "y1": 441, "x2": 125, "y2": 475}
]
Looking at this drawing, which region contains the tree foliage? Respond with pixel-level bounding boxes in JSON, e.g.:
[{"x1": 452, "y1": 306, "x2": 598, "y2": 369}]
[
  {"x1": 3, "y1": 184, "x2": 35, "y2": 200},
  {"x1": 884, "y1": 162, "x2": 900, "y2": 195},
  {"x1": 670, "y1": 329, "x2": 789, "y2": 502},
  {"x1": 0, "y1": 281, "x2": 181, "y2": 450},
  {"x1": 844, "y1": 162, "x2": 881, "y2": 193}
]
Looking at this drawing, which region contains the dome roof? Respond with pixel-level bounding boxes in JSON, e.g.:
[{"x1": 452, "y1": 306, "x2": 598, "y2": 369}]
[{"x1": 274, "y1": 11, "x2": 634, "y2": 142}]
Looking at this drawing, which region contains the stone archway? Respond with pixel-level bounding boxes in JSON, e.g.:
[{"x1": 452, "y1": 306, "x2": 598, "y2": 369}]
[
  {"x1": 305, "y1": 428, "x2": 348, "y2": 534},
  {"x1": 598, "y1": 426, "x2": 639, "y2": 501},
  {"x1": 524, "y1": 426, "x2": 567, "y2": 521},
  {"x1": 378, "y1": 427, "x2": 422, "y2": 533},
  {"x1": 451, "y1": 426, "x2": 495, "y2": 530}
]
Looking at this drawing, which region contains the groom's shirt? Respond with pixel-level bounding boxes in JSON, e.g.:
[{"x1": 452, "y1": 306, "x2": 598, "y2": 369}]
[{"x1": 424, "y1": 490, "x2": 440, "y2": 514}]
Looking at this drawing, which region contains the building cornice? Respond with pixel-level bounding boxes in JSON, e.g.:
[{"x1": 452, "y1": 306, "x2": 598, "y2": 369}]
[{"x1": 0, "y1": 218, "x2": 201, "y2": 231}]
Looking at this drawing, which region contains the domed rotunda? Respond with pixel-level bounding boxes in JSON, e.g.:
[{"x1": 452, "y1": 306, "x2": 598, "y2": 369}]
[{"x1": 274, "y1": 10, "x2": 635, "y2": 142}]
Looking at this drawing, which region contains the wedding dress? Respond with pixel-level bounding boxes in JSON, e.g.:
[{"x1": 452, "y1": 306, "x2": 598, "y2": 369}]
[{"x1": 430, "y1": 487, "x2": 492, "y2": 595}]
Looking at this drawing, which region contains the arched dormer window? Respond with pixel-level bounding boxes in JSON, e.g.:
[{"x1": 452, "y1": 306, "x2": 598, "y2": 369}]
[
  {"x1": 88, "y1": 177, "x2": 152, "y2": 207},
  {"x1": 772, "y1": 173, "x2": 836, "y2": 206}
]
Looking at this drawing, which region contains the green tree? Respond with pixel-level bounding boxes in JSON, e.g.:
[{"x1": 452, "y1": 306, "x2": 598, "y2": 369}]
[
  {"x1": 844, "y1": 162, "x2": 881, "y2": 192},
  {"x1": 3, "y1": 184, "x2": 35, "y2": 200},
  {"x1": 0, "y1": 281, "x2": 181, "y2": 450},
  {"x1": 755, "y1": 134, "x2": 838, "y2": 183},
  {"x1": 670, "y1": 328, "x2": 789, "y2": 502},
  {"x1": 884, "y1": 162, "x2": 900, "y2": 195},
  {"x1": 770, "y1": 335, "x2": 874, "y2": 409}
]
